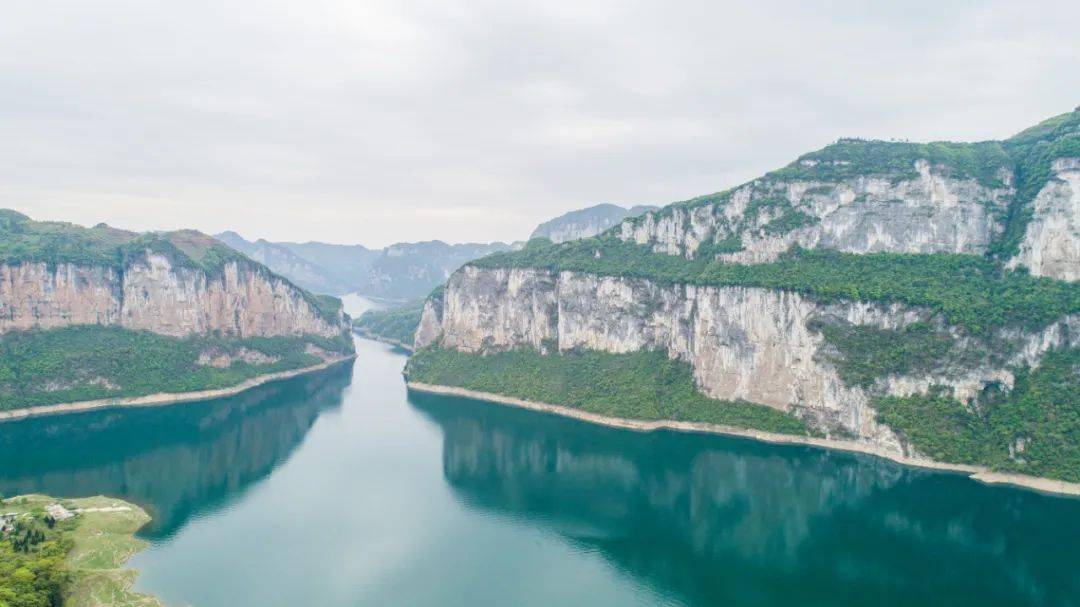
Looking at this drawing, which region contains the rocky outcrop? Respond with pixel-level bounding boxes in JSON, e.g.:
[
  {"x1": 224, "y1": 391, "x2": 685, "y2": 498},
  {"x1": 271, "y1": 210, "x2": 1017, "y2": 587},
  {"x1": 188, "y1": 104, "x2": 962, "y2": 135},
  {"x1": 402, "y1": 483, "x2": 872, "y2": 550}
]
[
  {"x1": 1007, "y1": 158, "x2": 1080, "y2": 281},
  {"x1": 0, "y1": 250, "x2": 347, "y2": 339},
  {"x1": 619, "y1": 161, "x2": 1013, "y2": 263},
  {"x1": 417, "y1": 266, "x2": 1078, "y2": 454}
]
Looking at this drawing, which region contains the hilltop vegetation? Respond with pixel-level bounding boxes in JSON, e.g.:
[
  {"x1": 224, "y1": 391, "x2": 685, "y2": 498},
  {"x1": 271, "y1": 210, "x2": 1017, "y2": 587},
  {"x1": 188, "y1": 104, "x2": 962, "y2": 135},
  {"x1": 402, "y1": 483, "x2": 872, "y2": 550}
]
[{"x1": 0, "y1": 209, "x2": 244, "y2": 275}]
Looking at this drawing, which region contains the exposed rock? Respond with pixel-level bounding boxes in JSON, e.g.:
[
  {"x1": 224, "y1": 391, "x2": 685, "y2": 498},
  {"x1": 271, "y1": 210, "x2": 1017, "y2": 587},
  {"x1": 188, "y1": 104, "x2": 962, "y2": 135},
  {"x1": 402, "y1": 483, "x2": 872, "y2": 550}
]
[
  {"x1": 417, "y1": 266, "x2": 1079, "y2": 454},
  {"x1": 197, "y1": 348, "x2": 280, "y2": 369},
  {"x1": 1, "y1": 250, "x2": 347, "y2": 339},
  {"x1": 1007, "y1": 158, "x2": 1080, "y2": 281},
  {"x1": 619, "y1": 161, "x2": 1013, "y2": 263}
]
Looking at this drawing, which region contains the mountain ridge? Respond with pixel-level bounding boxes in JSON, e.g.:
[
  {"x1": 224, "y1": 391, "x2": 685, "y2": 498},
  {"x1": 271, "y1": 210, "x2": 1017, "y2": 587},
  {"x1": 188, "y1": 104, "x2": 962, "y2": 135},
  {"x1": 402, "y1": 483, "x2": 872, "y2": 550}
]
[
  {"x1": 409, "y1": 106, "x2": 1080, "y2": 484},
  {"x1": 0, "y1": 210, "x2": 353, "y2": 412}
]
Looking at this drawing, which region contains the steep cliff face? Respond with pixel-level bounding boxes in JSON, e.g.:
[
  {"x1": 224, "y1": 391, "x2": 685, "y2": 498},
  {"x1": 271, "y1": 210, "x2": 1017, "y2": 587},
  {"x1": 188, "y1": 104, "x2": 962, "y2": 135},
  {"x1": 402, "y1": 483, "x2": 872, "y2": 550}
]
[
  {"x1": 0, "y1": 251, "x2": 346, "y2": 339},
  {"x1": 0, "y1": 262, "x2": 122, "y2": 331},
  {"x1": 1007, "y1": 158, "x2": 1080, "y2": 281},
  {"x1": 1, "y1": 212, "x2": 353, "y2": 411},
  {"x1": 416, "y1": 266, "x2": 1078, "y2": 453},
  {"x1": 619, "y1": 160, "x2": 1014, "y2": 263},
  {"x1": 413, "y1": 110, "x2": 1080, "y2": 466}
]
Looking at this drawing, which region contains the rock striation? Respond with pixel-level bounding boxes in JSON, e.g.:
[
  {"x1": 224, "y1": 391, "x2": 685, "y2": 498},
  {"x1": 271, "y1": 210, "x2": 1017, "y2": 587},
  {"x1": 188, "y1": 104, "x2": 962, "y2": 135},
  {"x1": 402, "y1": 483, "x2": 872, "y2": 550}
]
[{"x1": 0, "y1": 252, "x2": 346, "y2": 339}]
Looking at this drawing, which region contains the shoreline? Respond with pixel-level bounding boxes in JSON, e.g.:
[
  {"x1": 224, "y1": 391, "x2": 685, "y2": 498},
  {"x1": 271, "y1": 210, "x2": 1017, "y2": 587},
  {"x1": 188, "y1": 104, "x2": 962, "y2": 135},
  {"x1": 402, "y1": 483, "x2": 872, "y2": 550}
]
[
  {"x1": 352, "y1": 329, "x2": 414, "y2": 352},
  {"x1": 3, "y1": 494, "x2": 163, "y2": 607},
  {"x1": 406, "y1": 381, "x2": 1080, "y2": 499},
  {"x1": 0, "y1": 355, "x2": 356, "y2": 423}
]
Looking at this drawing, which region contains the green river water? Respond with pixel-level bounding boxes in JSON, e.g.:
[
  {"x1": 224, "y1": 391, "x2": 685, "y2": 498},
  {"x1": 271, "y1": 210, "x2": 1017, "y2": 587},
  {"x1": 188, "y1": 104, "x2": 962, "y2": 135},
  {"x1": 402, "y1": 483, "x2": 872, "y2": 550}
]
[{"x1": 1, "y1": 337, "x2": 1078, "y2": 606}]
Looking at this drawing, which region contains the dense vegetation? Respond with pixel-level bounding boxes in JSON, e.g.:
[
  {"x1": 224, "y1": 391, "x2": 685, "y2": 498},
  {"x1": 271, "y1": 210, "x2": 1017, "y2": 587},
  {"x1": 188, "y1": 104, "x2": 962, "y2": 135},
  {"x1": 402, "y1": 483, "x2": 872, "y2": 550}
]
[
  {"x1": 0, "y1": 495, "x2": 160, "y2": 607},
  {"x1": 406, "y1": 347, "x2": 809, "y2": 435},
  {"x1": 353, "y1": 300, "x2": 424, "y2": 346},
  {"x1": 0, "y1": 499, "x2": 71, "y2": 607},
  {"x1": 0, "y1": 326, "x2": 352, "y2": 411},
  {"x1": 771, "y1": 139, "x2": 1012, "y2": 188},
  {"x1": 474, "y1": 238, "x2": 1079, "y2": 335},
  {"x1": 0, "y1": 210, "x2": 236, "y2": 274},
  {"x1": 807, "y1": 320, "x2": 962, "y2": 388},
  {"x1": 875, "y1": 348, "x2": 1080, "y2": 482}
]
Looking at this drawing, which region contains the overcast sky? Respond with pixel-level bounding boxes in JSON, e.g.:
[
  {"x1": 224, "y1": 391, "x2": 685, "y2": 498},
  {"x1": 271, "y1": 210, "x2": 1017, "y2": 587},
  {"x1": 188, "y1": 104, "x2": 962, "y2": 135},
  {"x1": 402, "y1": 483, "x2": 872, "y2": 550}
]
[{"x1": 2, "y1": 0, "x2": 1078, "y2": 247}]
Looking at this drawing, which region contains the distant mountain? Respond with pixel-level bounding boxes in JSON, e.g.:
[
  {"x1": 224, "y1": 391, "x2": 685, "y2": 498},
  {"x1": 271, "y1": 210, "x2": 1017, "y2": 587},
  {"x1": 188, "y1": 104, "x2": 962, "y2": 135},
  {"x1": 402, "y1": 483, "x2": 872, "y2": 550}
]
[
  {"x1": 215, "y1": 231, "x2": 362, "y2": 295},
  {"x1": 215, "y1": 232, "x2": 514, "y2": 300},
  {"x1": 215, "y1": 204, "x2": 652, "y2": 300},
  {"x1": 530, "y1": 203, "x2": 658, "y2": 243},
  {"x1": 274, "y1": 241, "x2": 377, "y2": 287},
  {"x1": 363, "y1": 241, "x2": 514, "y2": 300}
]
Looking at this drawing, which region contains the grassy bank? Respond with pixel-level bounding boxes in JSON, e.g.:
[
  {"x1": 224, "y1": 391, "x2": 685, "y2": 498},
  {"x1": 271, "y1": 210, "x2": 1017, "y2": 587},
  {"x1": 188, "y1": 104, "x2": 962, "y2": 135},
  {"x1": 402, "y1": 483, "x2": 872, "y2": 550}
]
[
  {"x1": 0, "y1": 325, "x2": 353, "y2": 411},
  {"x1": 405, "y1": 347, "x2": 809, "y2": 435},
  {"x1": 0, "y1": 494, "x2": 161, "y2": 607}
]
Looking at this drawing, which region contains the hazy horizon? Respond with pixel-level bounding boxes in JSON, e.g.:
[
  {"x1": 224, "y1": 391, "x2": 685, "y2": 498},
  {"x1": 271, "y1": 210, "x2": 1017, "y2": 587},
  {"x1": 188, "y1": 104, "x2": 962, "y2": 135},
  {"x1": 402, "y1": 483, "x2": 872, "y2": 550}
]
[{"x1": 3, "y1": 0, "x2": 1078, "y2": 248}]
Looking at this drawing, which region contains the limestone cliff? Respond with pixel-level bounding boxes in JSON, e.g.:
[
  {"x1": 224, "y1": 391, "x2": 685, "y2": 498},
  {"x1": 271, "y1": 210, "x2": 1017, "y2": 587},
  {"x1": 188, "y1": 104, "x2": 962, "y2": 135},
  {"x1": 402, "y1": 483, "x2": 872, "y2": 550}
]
[
  {"x1": 412, "y1": 109, "x2": 1080, "y2": 462},
  {"x1": 0, "y1": 213, "x2": 348, "y2": 340},
  {"x1": 415, "y1": 266, "x2": 1078, "y2": 453},
  {"x1": 1007, "y1": 158, "x2": 1080, "y2": 281},
  {"x1": 618, "y1": 159, "x2": 1013, "y2": 263},
  {"x1": 0, "y1": 253, "x2": 347, "y2": 339}
]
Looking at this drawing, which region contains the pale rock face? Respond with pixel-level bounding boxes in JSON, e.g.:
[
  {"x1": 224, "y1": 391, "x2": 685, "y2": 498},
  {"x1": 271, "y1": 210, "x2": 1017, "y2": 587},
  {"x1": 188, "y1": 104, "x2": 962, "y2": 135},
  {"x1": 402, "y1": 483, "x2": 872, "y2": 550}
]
[
  {"x1": 1007, "y1": 158, "x2": 1080, "y2": 281},
  {"x1": 197, "y1": 348, "x2": 280, "y2": 368},
  {"x1": 0, "y1": 263, "x2": 121, "y2": 331},
  {"x1": 417, "y1": 266, "x2": 1078, "y2": 454},
  {"x1": 619, "y1": 162, "x2": 1012, "y2": 263},
  {"x1": 0, "y1": 251, "x2": 346, "y2": 339}
]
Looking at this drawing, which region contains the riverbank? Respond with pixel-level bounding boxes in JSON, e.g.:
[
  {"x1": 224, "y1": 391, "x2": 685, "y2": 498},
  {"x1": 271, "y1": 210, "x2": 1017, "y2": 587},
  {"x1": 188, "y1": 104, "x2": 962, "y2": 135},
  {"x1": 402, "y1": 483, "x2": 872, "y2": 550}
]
[
  {"x1": 352, "y1": 328, "x2": 414, "y2": 352},
  {"x1": 406, "y1": 381, "x2": 1080, "y2": 498},
  {"x1": 0, "y1": 355, "x2": 356, "y2": 423},
  {"x1": 0, "y1": 494, "x2": 162, "y2": 607}
]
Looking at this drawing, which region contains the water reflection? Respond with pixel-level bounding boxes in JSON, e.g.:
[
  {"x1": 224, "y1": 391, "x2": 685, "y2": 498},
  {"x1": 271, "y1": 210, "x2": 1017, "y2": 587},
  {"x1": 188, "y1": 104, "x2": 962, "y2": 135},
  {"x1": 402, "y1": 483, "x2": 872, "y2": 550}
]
[
  {"x1": 0, "y1": 362, "x2": 351, "y2": 537},
  {"x1": 408, "y1": 391, "x2": 1080, "y2": 607}
]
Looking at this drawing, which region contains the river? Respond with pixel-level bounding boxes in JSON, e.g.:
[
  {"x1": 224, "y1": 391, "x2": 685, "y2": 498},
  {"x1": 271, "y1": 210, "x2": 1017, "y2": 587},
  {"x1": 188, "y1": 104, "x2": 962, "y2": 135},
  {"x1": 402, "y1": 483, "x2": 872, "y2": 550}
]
[{"x1": 0, "y1": 336, "x2": 1078, "y2": 606}]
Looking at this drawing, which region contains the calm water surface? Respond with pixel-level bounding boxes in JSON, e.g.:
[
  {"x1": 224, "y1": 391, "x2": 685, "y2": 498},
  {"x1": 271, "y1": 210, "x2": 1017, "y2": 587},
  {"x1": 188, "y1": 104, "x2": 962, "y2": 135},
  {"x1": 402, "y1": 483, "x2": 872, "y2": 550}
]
[{"x1": 1, "y1": 337, "x2": 1079, "y2": 606}]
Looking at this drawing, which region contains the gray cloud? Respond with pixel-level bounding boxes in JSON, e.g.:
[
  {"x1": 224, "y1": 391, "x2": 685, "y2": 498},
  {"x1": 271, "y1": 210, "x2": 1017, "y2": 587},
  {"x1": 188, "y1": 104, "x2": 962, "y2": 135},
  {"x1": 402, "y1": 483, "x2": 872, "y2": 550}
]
[{"x1": 2, "y1": 0, "x2": 1078, "y2": 246}]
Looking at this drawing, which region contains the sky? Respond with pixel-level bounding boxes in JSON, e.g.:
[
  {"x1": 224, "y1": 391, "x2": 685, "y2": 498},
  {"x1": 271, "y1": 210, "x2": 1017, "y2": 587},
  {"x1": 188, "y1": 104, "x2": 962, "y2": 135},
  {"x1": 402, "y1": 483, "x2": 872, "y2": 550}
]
[{"x1": 2, "y1": 0, "x2": 1078, "y2": 247}]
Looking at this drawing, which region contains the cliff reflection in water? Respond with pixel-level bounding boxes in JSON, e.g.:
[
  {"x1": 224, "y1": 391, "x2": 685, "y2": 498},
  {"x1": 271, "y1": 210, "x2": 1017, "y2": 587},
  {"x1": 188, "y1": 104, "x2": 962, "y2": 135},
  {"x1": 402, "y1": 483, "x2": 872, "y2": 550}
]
[
  {"x1": 0, "y1": 363, "x2": 351, "y2": 538},
  {"x1": 408, "y1": 392, "x2": 1080, "y2": 607}
]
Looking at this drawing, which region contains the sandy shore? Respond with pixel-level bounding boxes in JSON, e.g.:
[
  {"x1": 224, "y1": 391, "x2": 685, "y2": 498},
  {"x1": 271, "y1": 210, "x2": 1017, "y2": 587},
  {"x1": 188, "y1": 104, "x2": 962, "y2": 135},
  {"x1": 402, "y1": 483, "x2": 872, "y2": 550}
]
[
  {"x1": 407, "y1": 381, "x2": 1080, "y2": 498},
  {"x1": 0, "y1": 355, "x2": 356, "y2": 423}
]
